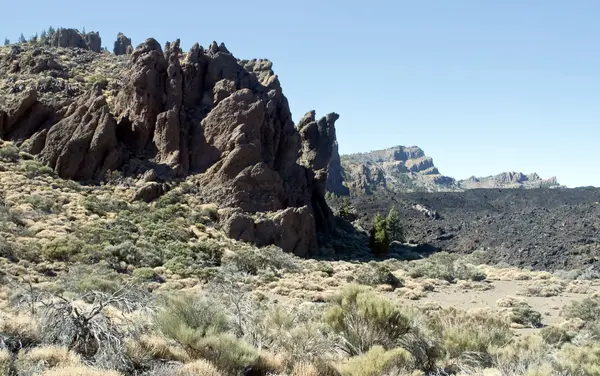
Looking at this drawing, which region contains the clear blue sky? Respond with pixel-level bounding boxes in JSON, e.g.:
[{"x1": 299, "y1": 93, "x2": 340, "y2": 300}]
[{"x1": 3, "y1": 0, "x2": 599, "y2": 187}]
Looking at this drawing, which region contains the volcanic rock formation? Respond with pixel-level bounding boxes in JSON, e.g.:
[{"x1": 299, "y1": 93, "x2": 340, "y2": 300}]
[
  {"x1": 113, "y1": 33, "x2": 133, "y2": 56},
  {"x1": 0, "y1": 36, "x2": 339, "y2": 256}
]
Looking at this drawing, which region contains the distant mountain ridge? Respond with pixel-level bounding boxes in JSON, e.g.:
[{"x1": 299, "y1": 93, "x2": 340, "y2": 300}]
[{"x1": 326, "y1": 145, "x2": 560, "y2": 195}]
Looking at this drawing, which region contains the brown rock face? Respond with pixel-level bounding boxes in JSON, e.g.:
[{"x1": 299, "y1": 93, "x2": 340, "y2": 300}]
[
  {"x1": 113, "y1": 33, "x2": 133, "y2": 56},
  {"x1": 0, "y1": 37, "x2": 340, "y2": 256},
  {"x1": 45, "y1": 28, "x2": 102, "y2": 52}
]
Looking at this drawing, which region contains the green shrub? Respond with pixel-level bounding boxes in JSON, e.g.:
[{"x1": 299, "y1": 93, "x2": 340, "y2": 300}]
[
  {"x1": 541, "y1": 326, "x2": 573, "y2": 346},
  {"x1": 339, "y1": 346, "x2": 412, "y2": 376},
  {"x1": 226, "y1": 245, "x2": 299, "y2": 275},
  {"x1": 509, "y1": 303, "x2": 543, "y2": 328},
  {"x1": 41, "y1": 237, "x2": 84, "y2": 262},
  {"x1": 24, "y1": 195, "x2": 56, "y2": 213},
  {"x1": 132, "y1": 267, "x2": 158, "y2": 281},
  {"x1": 59, "y1": 265, "x2": 121, "y2": 294},
  {"x1": 157, "y1": 296, "x2": 229, "y2": 348},
  {"x1": 555, "y1": 344, "x2": 600, "y2": 376},
  {"x1": 431, "y1": 307, "x2": 513, "y2": 365},
  {"x1": 188, "y1": 333, "x2": 257, "y2": 374},
  {"x1": 354, "y1": 263, "x2": 403, "y2": 288},
  {"x1": 562, "y1": 297, "x2": 600, "y2": 323},
  {"x1": 0, "y1": 348, "x2": 10, "y2": 376},
  {"x1": 323, "y1": 285, "x2": 410, "y2": 355},
  {"x1": 82, "y1": 196, "x2": 127, "y2": 216},
  {"x1": 19, "y1": 160, "x2": 55, "y2": 178},
  {"x1": 0, "y1": 144, "x2": 20, "y2": 162},
  {"x1": 408, "y1": 252, "x2": 486, "y2": 282}
]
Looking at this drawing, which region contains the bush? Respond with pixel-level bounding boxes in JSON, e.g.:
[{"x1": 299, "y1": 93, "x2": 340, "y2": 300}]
[
  {"x1": 126, "y1": 334, "x2": 190, "y2": 367},
  {"x1": 518, "y1": 279, "x2": 565, "y2": 297},
  {"x1": 323, "y1": 285, "x2": 410, "y2": 355},
  {"x1": 59, "y1": 265, "x2": 122, "y2": 295},
  {"x1": 156, "y1": 296, "x2": 229, "y2": 348},
  {"x1": 24, "y1": 195, "x2": 56, "y2": 213},
  {"x1": 16, "y1": 345, "x2": 81, "y2": 375},
  {"x1": 508, "y1": 303, "x2": 543, "y2": 328},
  {"x1": 40, "y1": 365, "x2": 123, "y2": 376},
  {"x1": 0, "y1": 144, "x2": 20, "y2": 162},
  {"x1": 40, "y1": 237, "x2": 83, "y2": 262},
  {"x1": 408, "y1": 252, "x2": 486, "y2": 282},
  {"x1": 132, "y1": 267, "x2": 158, "y2": 281},
  {"x1": 431, "y1": 308, "x2": 513, "y2": 365},
  {"x1": 541, "y1": 326, "x2": 573, "y2": 346},
  {"x1": 187, "y1": 333, "x2": 257, "y2": 374},
  {"x1": 0, "y1": 348, "x2": 11, "y2": 376},
  {"x1": 175, "y1": 359, "x2": 221, "y2": 376},
  {"x1": 492, "y1": 335, "x2": 550, "y2": 374},
  {"x1": 0, "y1": 313, "x2": 40, "y2": 352},
  {"x1": 82, "y1": 196, "x2": 127, "y2": 216},
  {"x1": 354, "y1": 264, "x2": 403, "y2": 288},
  {"x1": 555, "y1": 344, "x2": 600, "y2": 376},
  {"x1": 562, "y1": 297, "x2": 600, "y2": 323},
  {"x1": 338, "y1": 346, "x2": 413, "y2": 376},
  {"x1": 226, "y1": 245, "x2": 300, "y2": 275},
  {"x1": 20, "y1": 160, "x2": 55, "y2": 178}
]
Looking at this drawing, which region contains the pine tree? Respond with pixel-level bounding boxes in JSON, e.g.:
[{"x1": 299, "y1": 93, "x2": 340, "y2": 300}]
[
  {"x1": 386, "y1": 207, "x2": 404, "y2": 243},
  {"x1": 29, "y1": 33, "x2": 38, "y2": 43},
  {"x1": 82, "y1": 26, "x2": 86, "y2": 34},
  {"x1": 3, "y1": 38, "x2": 9, "y2": 46},
  {"x1": 18, "y1": 33, "x2": 26, "y2": 44},
  {"x1": 369, "y1": 213, "x2": 390, "y2": 256},
  {"x1": 48, "y1": 26, "x2": 55, "y2": 36},
  {"x1": 40, "y1": 30, "x2": 47, "y2": 42}
]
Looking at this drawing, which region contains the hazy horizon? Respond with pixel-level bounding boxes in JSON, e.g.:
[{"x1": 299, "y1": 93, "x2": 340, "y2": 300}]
[{"x1": 3, "y1": 0, "x2": 599, "y2": 188}]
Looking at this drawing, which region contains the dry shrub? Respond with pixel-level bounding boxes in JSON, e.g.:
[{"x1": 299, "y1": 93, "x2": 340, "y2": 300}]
[
  {"x1": 187, "y1": 334, "x2": 258, "y2": 374},
  {"x1": 337, "y1": 346, "x2": 413, "y2": 376},
  {"x1": 555, "y1": 344, "x2": 600, "y2": 376},
  {"x1": 562, "y1": 296, "x2": 600, "y2": 323},
  {"x1": 40, "y1": 365, "x2": 123, "y2": 376},
  {"x1": 491, "y1": 335, "x2": 551, "y2": 373},
  {"x1": 505, "y1": 303, "x2": 543, "y2": 328},
  {"x1": 517, "y1": 279, "x2": 565, "y2": 297},
  {"x1": 495, "y1": 296, "x2": 524, "y2": 308},
  {"x1": 482, "y1": 266, "x2": 531, "y2": 281},
  {"x1": 175, "y1": 359, "x2": 221, "y2": 376},
  {"x1": 126, "y1": 334, "x2": 190, "y2": 365},
  {"x1": 323, "y1": 285, "x2": 410, "y2": 356},
  {"x1": 431, "y1": 308, "x2": 513, "y2": 366},
  {"x1": 17, "y1": 345, "x2": 81, "y2": 370},
  {"x1": 291, "y1": 362, "x2": 319, "y2": 376},
  {"x1": 0, "y1": 313, "x2": 39, "y2": 351},
  {"x1": 566, "y1": 280, "x2": 592, "y2": 294},
  {"x1": 0, "y1": 349, "x2": 10, "y2": 376}
]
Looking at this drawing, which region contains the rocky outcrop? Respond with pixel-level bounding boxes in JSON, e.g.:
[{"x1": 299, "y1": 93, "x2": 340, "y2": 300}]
[
  {"x1": 458, "y1": 172, "x2": 560, "y2": 189},
  {"x1": 325, "y1": 137, "x2": 349, "y2": 196},
  {"x1": 330, "y1": 145, "x2": 561, "y2": 195},
  {"x1": 45, "y1": 28, "x2": 102, "y2": 52},
  {"x1": 333, "y1": 145, "x2": 458, "y2": 194},
  {"x1": 38, "y1": 86, "x2": 121, "y2": 180},
  {"x1": 0, "y1": 36, "x2": 340, "y2": 256},
  {"x1": 113, "y1": 33, "x2": 133, "y2": 56}
]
